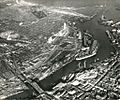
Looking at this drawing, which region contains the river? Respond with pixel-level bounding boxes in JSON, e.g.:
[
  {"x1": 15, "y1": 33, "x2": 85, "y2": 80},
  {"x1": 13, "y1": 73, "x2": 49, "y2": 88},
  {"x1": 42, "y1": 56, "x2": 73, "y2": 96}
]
[
  {"x1": 22, "y1": 0, "x2": 120, "y2": 90},
  {"x1": 25, "y1": 0, "x2": 120, "y2": 60}
]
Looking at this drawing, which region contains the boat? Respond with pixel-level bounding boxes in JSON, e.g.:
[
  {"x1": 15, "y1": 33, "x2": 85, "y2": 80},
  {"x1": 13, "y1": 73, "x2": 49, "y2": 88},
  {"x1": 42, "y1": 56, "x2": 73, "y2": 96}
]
[{"x1": 76, "y1": 39, "x2": 99, "y2": 61}]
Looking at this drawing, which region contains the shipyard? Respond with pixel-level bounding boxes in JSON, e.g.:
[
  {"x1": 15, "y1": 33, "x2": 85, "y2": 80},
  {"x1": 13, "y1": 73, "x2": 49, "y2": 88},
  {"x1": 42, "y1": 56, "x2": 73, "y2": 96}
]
[{"x1": 0, "y1": 0, "x2": 120, "y2": 100}]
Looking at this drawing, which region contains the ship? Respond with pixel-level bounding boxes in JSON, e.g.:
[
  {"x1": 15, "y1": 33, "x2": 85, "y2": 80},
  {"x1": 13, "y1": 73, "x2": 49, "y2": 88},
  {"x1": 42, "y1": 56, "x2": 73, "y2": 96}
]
[
  {"x1": 105, "y1": 29, "x2": 120, "y2": 48},
  {"x1": 75, "y1": 40, "x2": 99, "y2": 60}
]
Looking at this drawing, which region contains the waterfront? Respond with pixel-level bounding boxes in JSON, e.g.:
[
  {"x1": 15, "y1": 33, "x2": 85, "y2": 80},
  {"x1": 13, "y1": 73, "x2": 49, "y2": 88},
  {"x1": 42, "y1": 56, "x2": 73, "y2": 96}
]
[
  {"x1": 25, "y1": 0, "x2": 120, "y2": 60},
  {"x1": 22, "y1": 0, "x2": 120, "y2": 91},
  {"x1": 0, "y1": 0, "x2": 120, "y2": 99}
]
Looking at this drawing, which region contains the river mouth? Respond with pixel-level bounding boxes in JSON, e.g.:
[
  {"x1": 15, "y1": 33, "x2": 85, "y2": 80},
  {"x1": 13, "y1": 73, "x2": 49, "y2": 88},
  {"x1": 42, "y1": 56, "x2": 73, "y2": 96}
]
[
  {"x1": 22, "y1": 0, "x2": 120, "y2": 91},
  {"x1": 0, "y1": 0, "x2": 118, "y2": 61},
  {"x1": 1, "y1": 0, "x2": 120, "y2": 99},
  {"x1": 25, "y1": 0, "x2": 119, "y2": 61}
]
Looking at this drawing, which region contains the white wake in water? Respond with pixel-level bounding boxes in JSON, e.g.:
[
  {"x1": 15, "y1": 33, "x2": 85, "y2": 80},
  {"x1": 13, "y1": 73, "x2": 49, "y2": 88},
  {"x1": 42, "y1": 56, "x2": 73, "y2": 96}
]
[
  {"x1": 16, "y1": 0, "x2": 38, "y2": 6},
  {"x1": 14, "y1": 0, "x2": 104, "y2": 20}
]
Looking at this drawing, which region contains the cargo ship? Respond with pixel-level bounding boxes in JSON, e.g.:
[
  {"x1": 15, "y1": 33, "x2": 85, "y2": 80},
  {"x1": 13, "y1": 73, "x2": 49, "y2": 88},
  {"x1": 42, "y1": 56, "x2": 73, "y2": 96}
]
[{"x1": 75, "y1": 40, "x2": 99, "y2": 60}]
